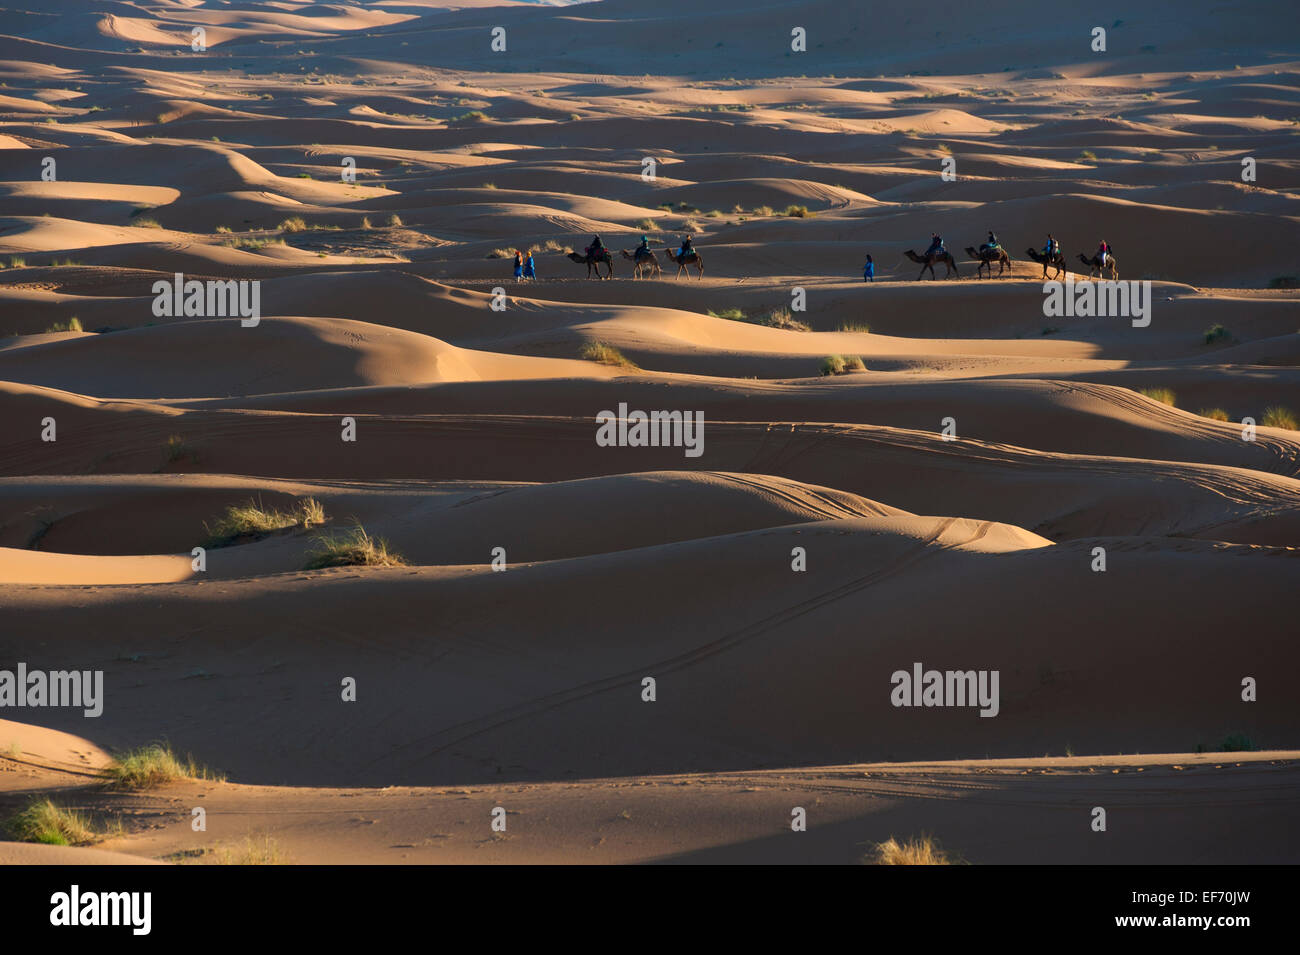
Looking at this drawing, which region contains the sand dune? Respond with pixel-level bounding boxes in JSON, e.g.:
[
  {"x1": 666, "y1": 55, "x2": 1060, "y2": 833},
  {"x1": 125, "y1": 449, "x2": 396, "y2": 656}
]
[{"x1": 0, "y1": 0, "x2": 1296, "y2": 867}]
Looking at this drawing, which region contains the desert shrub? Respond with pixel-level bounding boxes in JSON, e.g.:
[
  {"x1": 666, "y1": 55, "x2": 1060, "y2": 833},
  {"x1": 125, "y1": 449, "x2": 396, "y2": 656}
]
[
  {"x1": 7, "y1": 799, "x2": 105, "y2": 845},
  {"x1": 1138, "y1": 387, "x2": 1177, "y2": 407},
  {"x1": 580, "y1": 340, "x2": 639, "y2": 370},
  {"x1": 820, "y1": 354, "x2": 847, "y2": 376},
  {"x1": 303, "y1": 525, "x2": 405, "y2": 569},
  {"x1": 1203, "y1": 324, "x2": 1231, "y2": 344},
  {"x1": 1261, "y1": 406, "x2": 1298, "y2": 430},
  {"x1": 868, "y1": 834, "x2": 957, "y2": 865},
  {"x1": 106, "y1": 743, "x2": 223, "y2": 789},
  {"x1": 204, "y1": 497, "x2": 325, "y2": 547}
]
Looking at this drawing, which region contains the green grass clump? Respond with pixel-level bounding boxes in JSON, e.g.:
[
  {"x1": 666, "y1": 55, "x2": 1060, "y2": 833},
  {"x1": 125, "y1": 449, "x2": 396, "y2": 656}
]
[
  {"x1": 7, "y1": 256, "x2": 24, "y2": 269},
  {"x1": 843, "y1": 355, "x2": 866, "y2": 371},
  {"x1": 868, "y1": 834, "x2": 958, "y2": 865},
  {"x1": 106, "y1": 743, "x2": 223, "y2": 789},
  {"x1": 7, "y1": 798, "x2": 108, "y2": 845},
  {"x1": 302, "y1": 525, "x2": 406, "y2": 570},
  {"x1": 706, "y1": 307, "x2": 746, "y2": 321},
  {"x1": 761, "y1": 307, "x2": 809, "y2": 331},
  {"x1": 1198, "y1": 407, "x2": 1231, "y2": 421},
  {"x1": 133, "y1": 217, "x2": 163, "y2": 229},
  {"x1": 1203, "y1": 324, "x2": 1231, "y2": 345},
  {"x1": 1139, "y1": 387, "x2": 1177, "y2": 407},
  {"x1": 1079, "y1": 149, "x2": 1098, "y2": 161},
  {"x1": 784, "y1": 204, "x2": 811, "y2": 218},
  {"x1": 636, "y1": 218, "x2": 658, "y2": 231},
  {"x1": 45, "y1": 317, "x2": 82, "y2": 333},
  {"x1": 203, "y1": 497, "x2": 325, "y2": 547},
  {"x1": 278, "y1": 216, "x2": 307, "y2": 233},
  {"x1": 452, "y1": 110, "x2": 487, "y2": 123},
  {"x1": 820, "y1": 354, "x2": 846, "y2": 376},
  {"x1": 580, "y1": 340, "x2": 639, "y2": 370},
  {"x1": 839, "y1": 321, "x2": 871, "y2": 333},
  {"x1": 1261, "y1": 406, "x2": 1298, "y2": 430}
]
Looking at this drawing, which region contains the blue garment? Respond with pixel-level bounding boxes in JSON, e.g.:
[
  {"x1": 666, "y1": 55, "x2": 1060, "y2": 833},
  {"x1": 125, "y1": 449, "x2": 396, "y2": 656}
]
[
  {"x1": 523, "y1": 256, "x2": 536, "y2": 279},
  {"x1": 863, "y1": 261, "x2": 874, "y2": 281}
]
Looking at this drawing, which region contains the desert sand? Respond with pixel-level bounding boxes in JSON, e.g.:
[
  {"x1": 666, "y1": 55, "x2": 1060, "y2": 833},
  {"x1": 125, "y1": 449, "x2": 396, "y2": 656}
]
[{"x1": 0, "y1": 0, "x2": 1297, "y2": 865}]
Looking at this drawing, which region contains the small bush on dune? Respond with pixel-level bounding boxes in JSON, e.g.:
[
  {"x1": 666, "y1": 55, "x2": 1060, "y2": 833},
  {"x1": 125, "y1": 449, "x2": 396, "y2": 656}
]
[
  {"x1": 868, "y1": 834, "x2": 958, "y2": 865},
  {"x1": 487, "y1": 248, "x2": 512, "y2": 259},
  {"x1": 133, "y1": 217, "x2": 163, "y2": 229},
  {"x1": 361, "y1": 216, "x2": 372, "y2": 230},
  {"x1": 106, "y1": 743, "x2": 223, "y2": 789},
  {"x1": 1139, "y1": 387, "x2": 1177, "y2": 407},
  {"x1": 208, "y1": 835, "x2": 287, "y2": 865},
  {"x1": 820, "y1": 354, "x2": 846, "y2": 376},
  {"x1": 215, "y1": 225, "x2": 232, "y2": 234},
  {"x1": 706, "y1": 307, "x2": 745, "y2": 321},
  {"x1": 843, "y1": 355, "x2": 866, "y2": 371},
  {"x1": 542, "y1": 239, "x2": 564, "y2": 253},
  {"x1": 278, "y1": 216, "x2": 307, "y2": 233},
  {"x1": 754, "y1": 205, "x2": 775, "y2": 216},
  {"x1": 204, "y1": 497, "x2": 325, "y2": 547},
  {"x1": 452, "y1": 110, "x2": 487, "y2": 123},
  {"x1": 7, "y1": 798, "x2": 109, "y2": 846},
  {"x1": 302, "y1": 525, "x2": 405, "y2": 570},
  {"x1": 386, "y1": 214, "x2": 403, "y2": 227},
  {"x1": 1198, "y1": 733, "x2": 1257, "y2": 753},
  {"x1": 783, "y1": 204, "x2": 811, "y2": 218},
  {"x1": 482, "y1": 182, "x2": 497, "y2": 189},
  {"x1": 8, "y1": 256, "x2": 25, "y2": 269},
  {"x1": 45, "y1": 317, "x2": 82, "y2": 333},
  {"x1": 164, "y1": 434, "x2": 194, "y2": 463},
  {"x1": 1261, "y1": 406, "x2": 1298, "y2": 430},
  {"x1": 1203, "y1": 324, "x2": 1231, "y2": 345},
  {"x1": 1079, "y1": 149, "x2": 1098, "y2": 161},
  {"x1": 580, "y1": 340, "x2": 639, "y2": 370},
  {"x1": 839, "y1": 320, "x2": 871, "y2": 333},
  {"x1": 637, "y1": 218, "x2": 658, "y2": 231},
  {"x1": 761, "y1": 307, "x2": 810, "y2": 332},
  {"x1": 1198, "y1": 407, "x2": 1231, "y2": 421}
]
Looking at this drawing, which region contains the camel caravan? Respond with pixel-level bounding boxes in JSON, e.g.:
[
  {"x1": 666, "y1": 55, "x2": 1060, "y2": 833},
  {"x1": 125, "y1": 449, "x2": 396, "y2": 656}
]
[{"x1": 542, "y1": 230, "x2": 1117, "y2": 282}]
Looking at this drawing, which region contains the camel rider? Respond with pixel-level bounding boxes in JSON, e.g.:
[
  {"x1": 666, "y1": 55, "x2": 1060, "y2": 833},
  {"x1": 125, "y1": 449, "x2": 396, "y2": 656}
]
[
  {"x1": 1097, "y1": 239, "x2": 1110, "y2": 265},
  {"x1": 636, "y1": 234, "x2": 651, "y2": 260},
  {"x1": 986, "y1": 230, "x2": 999, "y2": 252},
  {"x1": 925, "y1": 233, "x2": 944, "y2": 260},
  {"x1": 587, "y1": 234, "x2": 605, "y2": 258},
  {"x1": 1043, "y1": 234, "x2": 1058, "y2": 258},
  {"x1": 679, "y1": 235, "x2": 695, "y2": 259}
]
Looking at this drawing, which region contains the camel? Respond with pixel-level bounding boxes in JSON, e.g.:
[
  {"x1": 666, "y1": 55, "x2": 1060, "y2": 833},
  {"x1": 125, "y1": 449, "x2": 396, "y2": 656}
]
[
  {"x1": 620, "y1": 248, "x2": 661, "y2": 280},
  {"x1": 1025, "y1": 247, "x2": 1066, "y2": 280},
  {"x1": 1078, "y1": 251, "x2": 1119, "y2": 280},
  {"x1": 965, "y1": 244, "x2": 1012, "y2": 279},
  {"x1": 566, "y1": 248, "x2": 613, "y2": 280},
  {"x1": 661, "y1": 247, "x2": 703, "y2": 281},
  {"x1": 903, "y1": 249, "x2": 960, "y2": 280}
]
